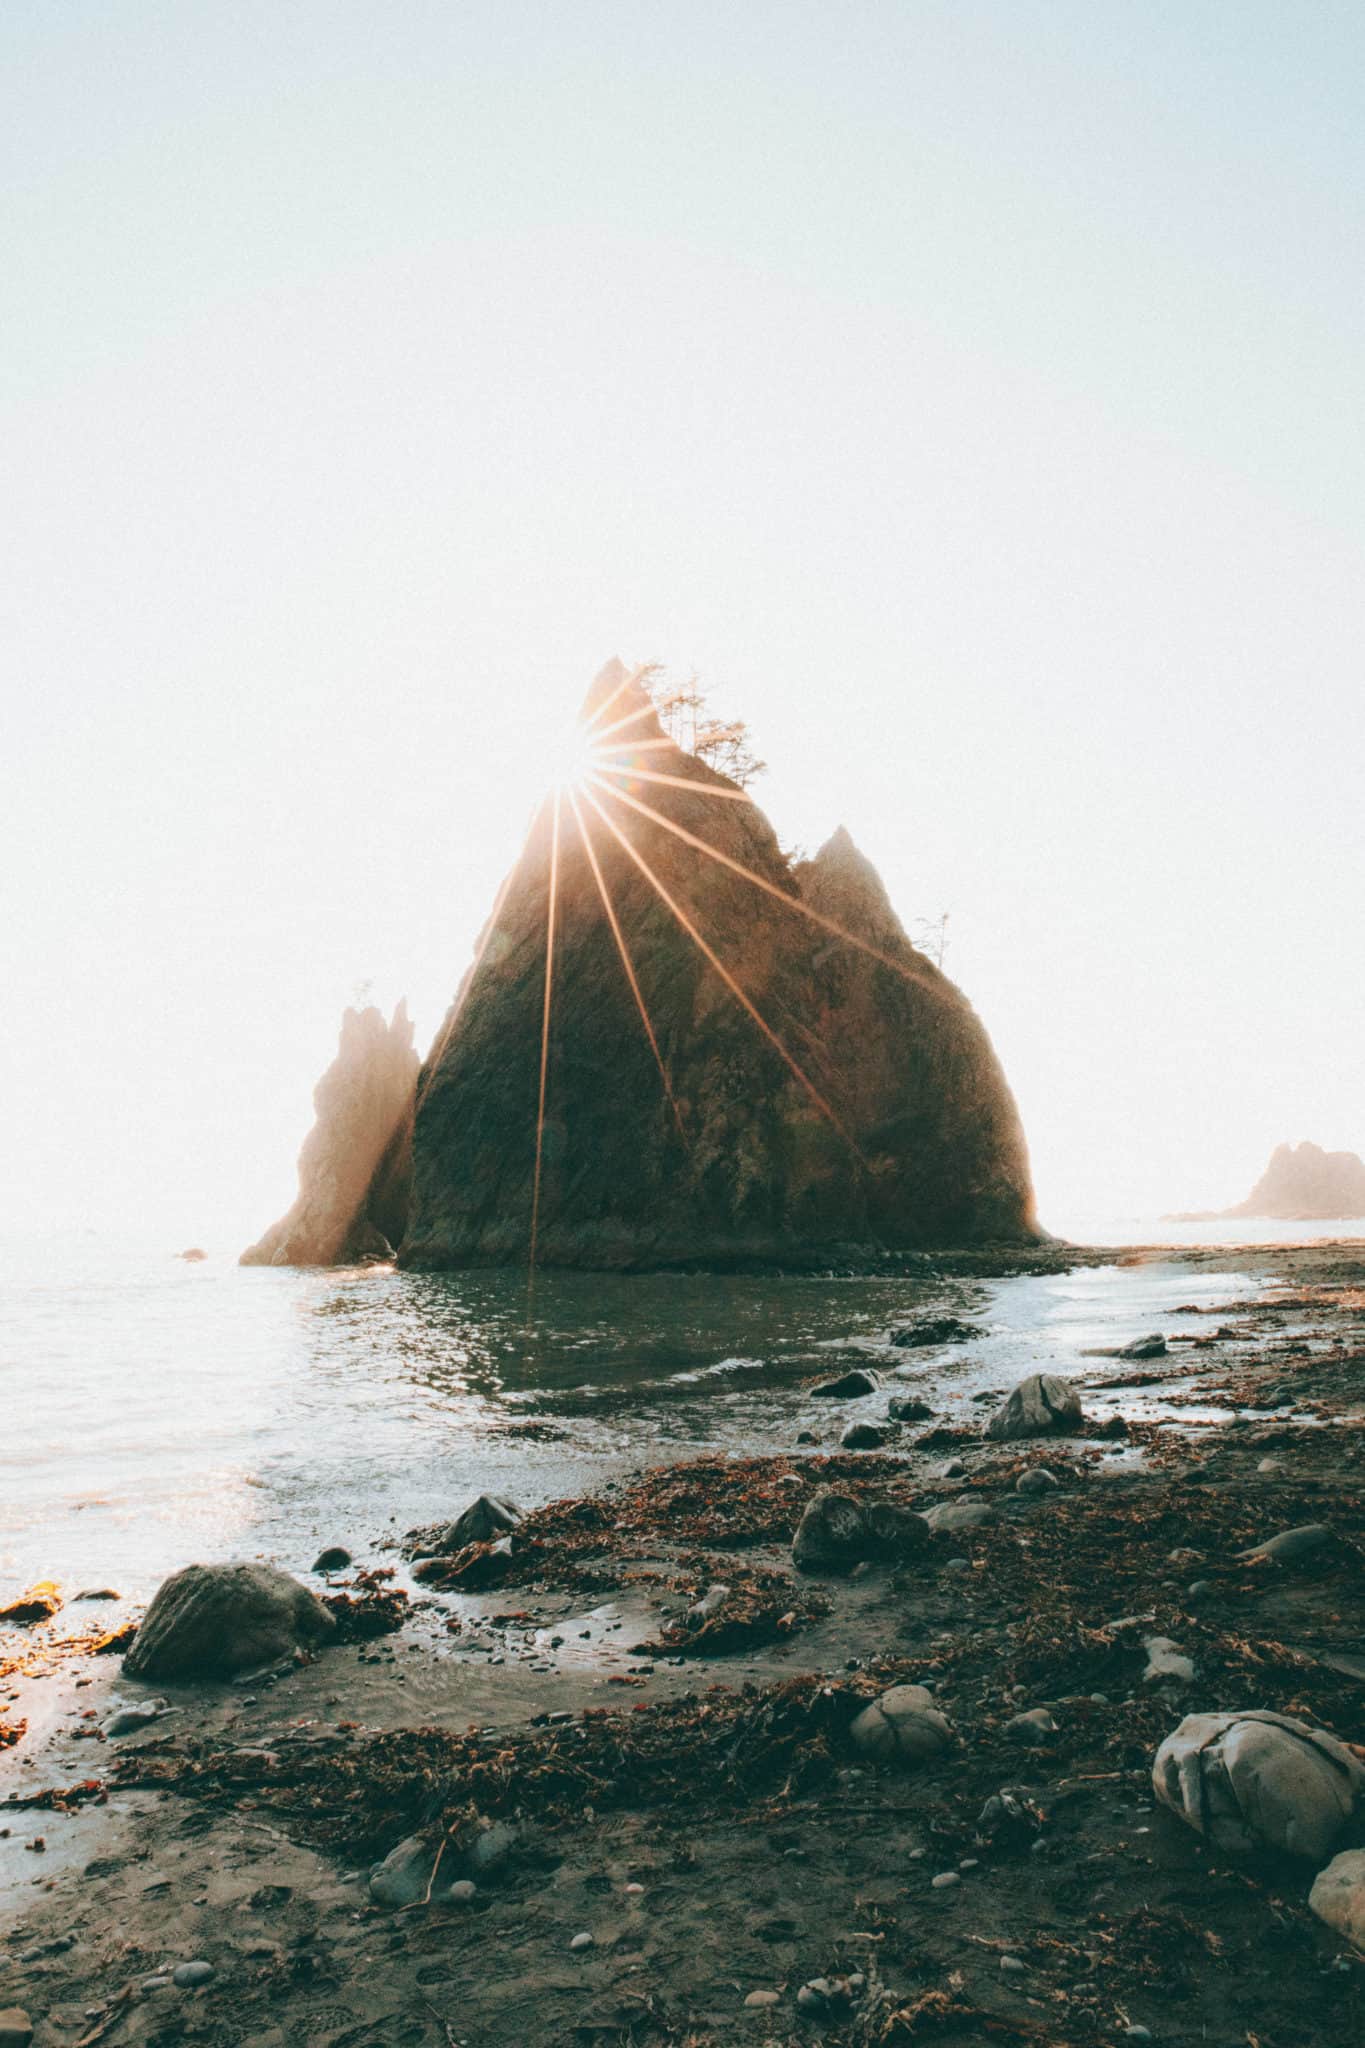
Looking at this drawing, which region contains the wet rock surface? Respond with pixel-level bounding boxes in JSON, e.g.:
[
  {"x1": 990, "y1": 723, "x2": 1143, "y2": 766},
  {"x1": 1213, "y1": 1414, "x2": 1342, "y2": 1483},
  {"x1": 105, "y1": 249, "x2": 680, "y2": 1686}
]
[
  {"x1": 985, "y1": 1371, "x2": 1083, "y2": 1441},
  {"x1": 123, "y1": 1563, "x2": 337, "y2": 1681}
]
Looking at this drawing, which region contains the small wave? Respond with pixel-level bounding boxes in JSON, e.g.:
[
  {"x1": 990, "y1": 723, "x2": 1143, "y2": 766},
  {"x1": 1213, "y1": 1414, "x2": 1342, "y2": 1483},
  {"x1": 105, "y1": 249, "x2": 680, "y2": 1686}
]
[{"x1": 665, "y1": 1355, "x2": 766, "y2": 1385}]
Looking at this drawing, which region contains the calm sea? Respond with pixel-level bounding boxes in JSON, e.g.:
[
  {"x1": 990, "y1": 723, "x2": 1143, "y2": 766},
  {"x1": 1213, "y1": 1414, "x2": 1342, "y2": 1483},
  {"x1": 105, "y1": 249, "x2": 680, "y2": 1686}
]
[{"x1": 1, "y1": 1217, "x2": 1355, "y2": 1604}]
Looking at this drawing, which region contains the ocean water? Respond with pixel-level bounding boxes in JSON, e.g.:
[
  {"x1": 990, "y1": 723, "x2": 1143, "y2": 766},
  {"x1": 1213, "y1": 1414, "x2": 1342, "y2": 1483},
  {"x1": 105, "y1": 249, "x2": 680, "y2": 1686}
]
[{"x1": 1, "y1": 1217, "x2": 1355, "y2": 1605}]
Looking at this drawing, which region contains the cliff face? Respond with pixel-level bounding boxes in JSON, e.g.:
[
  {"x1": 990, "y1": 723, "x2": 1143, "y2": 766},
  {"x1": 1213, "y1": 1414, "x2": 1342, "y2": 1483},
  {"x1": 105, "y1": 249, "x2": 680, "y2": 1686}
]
[
  {"x1": 1226, "y1": 1142, "x2": 1365, "y2": 1221},
  {"x1": 401, "y1": 663, "x2": 1037, "y2": 1270},
  {"x1": 241, "y1": 1002, "x2": 419, "y2": 1266}
]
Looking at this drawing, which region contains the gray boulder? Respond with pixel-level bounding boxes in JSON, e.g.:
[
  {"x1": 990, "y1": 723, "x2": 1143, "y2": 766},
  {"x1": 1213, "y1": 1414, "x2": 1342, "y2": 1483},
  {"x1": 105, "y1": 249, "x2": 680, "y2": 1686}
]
[
  {"x1": 810, "y1": 1368, "x2": 880, "y2": 1399},
  {"x1": 1118, "y1": 1334, "x2": 1167, "y2": 1360},
  {"x1": 1015, "y1": 1467, "x2": 1058, "y2": 1496},
  {"x1": 433, "y1": 1494, "x2": 523, "y2": 1554},
  {"x1": 985, "y1": 1373, "x2": 1082, "y2": 1442},
  {"x1": 1152, "y1": 1710, "x2": 1365, "y2": 1860},
  {"x1": 849, "y1": 1684, "x2": 952, "y2": 1764},
  {"x1": 1309, "y1": 1849, "x2": 1365, "y2": 1948},
  {"x1": 124, "y1": 1563, "x2": 336, "y2": 1681},
  {"x1": 793, "y1": 1489, "x2": 868, "y2": 1572},
  {"x1": 924, "y1": 1500, "x2": 993, "y2": 1533},
  {"x1": 792, "y1": 1488, "x2": 928, "y2": 1572},
  {"x1": 841, "y1": 1421, "x2": 888, "y2": 1450},
  {"x1": 887, "y1": 1395, "x2": 934, "y2": 1422}
]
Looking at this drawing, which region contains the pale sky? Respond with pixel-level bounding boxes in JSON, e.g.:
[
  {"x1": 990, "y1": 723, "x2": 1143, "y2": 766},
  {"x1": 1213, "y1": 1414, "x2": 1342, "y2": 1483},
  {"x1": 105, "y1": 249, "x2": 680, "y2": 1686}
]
[{"x1": 3, "y1": 2, "x2": 1362, "y2": 1244}]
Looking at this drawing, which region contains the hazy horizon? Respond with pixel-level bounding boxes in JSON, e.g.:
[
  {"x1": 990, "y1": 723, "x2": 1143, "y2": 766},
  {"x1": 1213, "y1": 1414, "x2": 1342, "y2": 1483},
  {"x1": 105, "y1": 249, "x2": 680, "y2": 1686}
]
[{"x1": 4, "y1": 4, "x2": 1362, "y2": 1245}]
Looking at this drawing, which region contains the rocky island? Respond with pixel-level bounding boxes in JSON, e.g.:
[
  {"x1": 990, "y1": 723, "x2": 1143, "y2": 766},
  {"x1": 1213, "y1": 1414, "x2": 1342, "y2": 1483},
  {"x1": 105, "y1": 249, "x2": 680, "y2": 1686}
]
[
  {"x1": 245, "y1": 661, "x2": 1039, "y2": 1271},
  {"x1": 1224, "y1": 1141, "x2": 1365, "y2": 1222}
]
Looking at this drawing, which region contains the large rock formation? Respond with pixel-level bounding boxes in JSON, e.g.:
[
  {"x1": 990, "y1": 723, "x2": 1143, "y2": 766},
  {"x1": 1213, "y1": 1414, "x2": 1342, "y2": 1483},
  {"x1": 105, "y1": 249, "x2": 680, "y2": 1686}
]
[
  {"x1": 1224, "y1": 1142, "x2": 1365, "y2": 1221},
  {"x1": 399, "y1": 660, "x2": 1038, "y2": 1269},
  {"x1": 241, "y1": 1001, "x2": 418, "y2": 1266}
]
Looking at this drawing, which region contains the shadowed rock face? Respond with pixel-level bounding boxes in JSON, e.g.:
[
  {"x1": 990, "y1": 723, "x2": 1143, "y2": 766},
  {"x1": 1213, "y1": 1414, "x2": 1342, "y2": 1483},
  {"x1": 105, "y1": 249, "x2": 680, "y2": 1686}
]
[
  {"x1": 241, "y1": 1002, "x2": 419, "y2": 1267},
  {"x1": 401, "y1": 661, "x2": 1038, "y2": 1270},
  {"x1": 1225, "y1": 1142, "x2": 1365, "y2": 1221}
]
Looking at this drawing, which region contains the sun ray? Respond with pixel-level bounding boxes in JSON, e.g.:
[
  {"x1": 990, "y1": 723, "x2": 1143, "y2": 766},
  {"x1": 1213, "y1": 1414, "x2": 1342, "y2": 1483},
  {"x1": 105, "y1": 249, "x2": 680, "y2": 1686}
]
[
  {"x1": 416, "y1": 837, "x2": 530, "y2": 1110},
  {"x1": 580, "y1": 785, "x2": 864, "y2": 1161},
  {"x1": 587, "y1": 775, "x2": 940, "y2": 992},
  {"x1": 586, "y1": 693, "x2": 668, "y2": 748},
  {"x1": 527, "y1": 787, "x2": 563, "y2": 1316},
  {"x1": 566, "y1": 788, "x2": 688, "y2": 1143},
  {"x1": 594, "y1": 762, "x2": 754, "y2": 803}
]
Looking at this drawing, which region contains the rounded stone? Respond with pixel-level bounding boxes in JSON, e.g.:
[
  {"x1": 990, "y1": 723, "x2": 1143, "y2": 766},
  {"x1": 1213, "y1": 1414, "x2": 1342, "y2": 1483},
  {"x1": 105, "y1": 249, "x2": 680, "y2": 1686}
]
[
  {"x1": 849, "y1": 1684, "x2": 952, "y2": 1765},
  {"x1": 172, "y1": 1961, "x2": 214, "y2": 1988}
]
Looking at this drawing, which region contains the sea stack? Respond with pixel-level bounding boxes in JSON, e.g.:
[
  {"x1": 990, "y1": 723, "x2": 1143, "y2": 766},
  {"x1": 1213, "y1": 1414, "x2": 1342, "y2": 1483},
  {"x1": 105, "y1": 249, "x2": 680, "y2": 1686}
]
[
  {"x1": 241, "y1": 1001, "x2": 418, "y2": 1266},
  {"x1": 399, "y1": 660, "x2": 1039, "y2": 1268},
  {"x1": 1225, "y1": 1142, "x2": 1365, "y2": 1222}
]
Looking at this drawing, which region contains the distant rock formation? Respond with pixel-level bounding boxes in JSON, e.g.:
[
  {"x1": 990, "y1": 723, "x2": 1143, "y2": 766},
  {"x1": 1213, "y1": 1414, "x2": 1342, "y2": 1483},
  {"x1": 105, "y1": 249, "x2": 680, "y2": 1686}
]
[
  {"x1": 1224, "y1": 1142, "x2": 1365, "y2": 1221},
  {"x1": 240, "y1": 1002, "x2": 419, "y2": 1267},
  {"x1": 399, "y1": 660, "x2": 1038, "y2": 1269}
]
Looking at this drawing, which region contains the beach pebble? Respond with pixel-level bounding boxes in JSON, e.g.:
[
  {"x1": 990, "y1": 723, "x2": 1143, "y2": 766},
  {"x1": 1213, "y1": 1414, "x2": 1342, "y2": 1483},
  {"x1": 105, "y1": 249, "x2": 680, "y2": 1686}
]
[
  {"x1": 986, "y1": 1373, "x2": 1082, "y2": 1442},
  {"x1": 172, "y1": 1961, "x2": 214, "y2": 1988},
  {"x1": 140, "y1": 1977, "x2": 171, "y2": 1994},
  {"x1": 1186, "y1": 1580, "x2": 1214, "y2": 1601},
  {"x1": 448, "y1": 1880, "x2": 477, "y2": 1905},
  {"x1": 942, "y1": 1556, "x2": 970, "y2": 1574},
  {"x1": 0, "y1": 2012, "x2": 33, "y2": 2048},
  {"x1": 1153, "y1": 1710, "x2": 1365, "y2": 1860},
  {"x1": 1118, "y1": 1334, "x2": 1166, "y2": 1360},
  {"x1": 1015, "y1": 1467, "x2": 1058, "y2": 1495},
  {"x1": 849, "y1": 1684, "x2": 952, "y2": 1765},
  {"x1": 744, "y1": 1990, "x2": 780, "y2": 2008},
  {"x1": 73, "y1": 1588, "x2": 121, "y2": 1602},
  {"x1": 931, "y1": 1870, "x2": 960, "y2": 1888},
  {"x1": 569, "y1": 1931, "x2": 594, "y2": 1951},
  {"x1": 1167, "y1": 1547, "x2": 1202, "y2": 1566},
  {"x1": 1142, "y1": 1637, "x2": 1195, "y2": 1687},
  {"x1": 624, "y1": 1882, "x2": 645, "y2": 1894},
  {"x1": 924, "y1": 1501, "x2": 993, "y2": 1533},
  {"x1": 887, "y1": 1395, "x2": 934, "y2": 1422},
  {"x1": 1006, "y1": 1708, "x2": 1059, "y2": 1745},
  {"x1": 1122, "y1": 2029, "x2": 1153, "y2": 2043},
  {"x1": 1255, "y1": 1457, "x2": 1282, "y2": 1475},
  {"x1": 1309, "y1": 1848, "x2": 1365, "y2": 1946},
  {"x1": 1236, "y1": 1522, "x2": 1331, "y2": 1565},
  {"x1": 312, "y1": 1547, "x2": 352, "y2": 1573},
  {"x1": 1000, "y1": 1955, "x2": 1028, "y2": 1975},
  {"x1": 104, "y1": 1700, "x2": 167, "y2": 1738},
  {"x1": 687, "y1": 1583, "x2": 731, "y2": 1626},
  {"x1": 937, "y1": 1457, "x2": 966, "y2": 1479},
  {"x1": 775, "y1": 1472, "x2": 803, "y2": 1489}
]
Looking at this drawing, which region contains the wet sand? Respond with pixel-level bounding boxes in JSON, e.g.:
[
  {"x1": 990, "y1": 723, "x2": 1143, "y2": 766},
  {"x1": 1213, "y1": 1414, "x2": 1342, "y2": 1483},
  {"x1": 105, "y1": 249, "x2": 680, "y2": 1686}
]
[{"x1": 3, "y1": 1240, "x2": 1364, "y2": 2047}]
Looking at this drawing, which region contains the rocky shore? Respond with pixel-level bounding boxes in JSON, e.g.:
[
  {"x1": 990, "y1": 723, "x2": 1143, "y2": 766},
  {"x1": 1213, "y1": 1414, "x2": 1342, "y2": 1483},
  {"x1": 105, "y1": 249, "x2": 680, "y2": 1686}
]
[{"x1": 3, "y1": 1242, "x2": 1364, "y2": 2048}]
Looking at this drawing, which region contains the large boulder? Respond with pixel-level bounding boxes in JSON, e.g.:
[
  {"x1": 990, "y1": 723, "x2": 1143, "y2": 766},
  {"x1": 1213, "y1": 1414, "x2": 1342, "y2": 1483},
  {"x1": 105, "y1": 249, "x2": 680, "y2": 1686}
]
[
  {"x1": 432, "y1": 1494, "x2": 523, "y2": 1554},
  {"x1": 793, "y1": 1490, "x2": 870, "y2": 1573},
  {"x1": 985, "y1": 1373, "x2": 1082, "y2": 1442},
  {"x1": 791, "y1": 1488, "x2": 928, "y2": 1573},
  {"x1": 400, "y1": 661, "x2": 1039, "y2": 1270},
  {"x1": 849, "y1": 1684, "x2": 952, "y2": 1764},
  {"x1": 1152, "y1": 1710, "x2": 1365, "y2": 1861},
  {"x1": 1309, "y1": 1849, "x2": 1365, "y2": 1947},
  {"x1": 124, "y1": 1563, "x2": 336, "y2": 1681}
]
